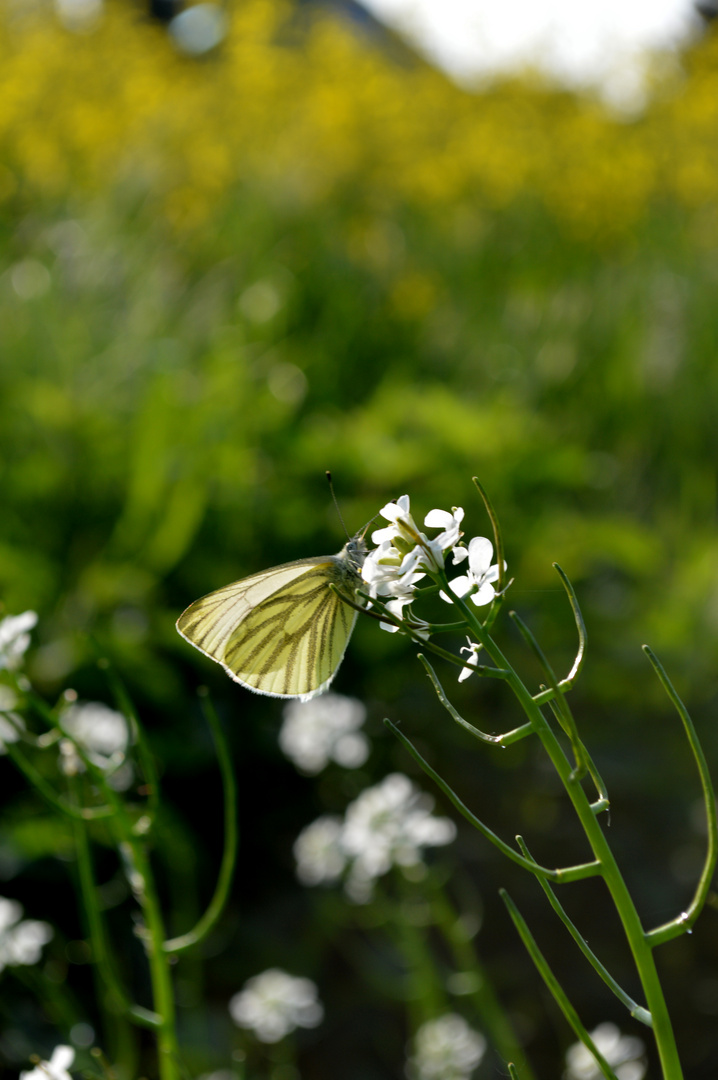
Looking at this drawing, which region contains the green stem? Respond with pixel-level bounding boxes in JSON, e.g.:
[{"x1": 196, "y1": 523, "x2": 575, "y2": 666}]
[
  {"x1": 447, "y1": 585, "x2": 684, "y2": 1079},
  {"x1": 552, "y1": 563, "x2": 587, "y2": 688},
  {"x1": 386, "y1": 718, "x2": 600, "y2": 884},
  {"x1": 509, "y1": 609, "x2": 588, "y2": 779},
  {"x1": 471, "y1": 476, "x2": 508, "y2": 635},
  {"x1": 501, "y1": 890, "x2": 620, "y2": 1080},
  {"x1": 98, "y1": 657, "x2": 161, "y2": 819},
  {"x1": 164, "y1": 691, "x2": 238, "y2": 953},
  {"x1": 641, "y1": 646, "x2": 717, "y2": 946},
  {"x1": 515, "y1": 837, "x2": 651, "y2": 1027},
  {"x1": 121, "y1": 835, "x2": 180, "y2": 1079},
  {"x1": 5, "y1": 743, "x2": 113, "y2": 820},
  {"x1": 419, "y1": 655, "x2": 533, "y2": 746},
  {"x1": 69, "y1": 777, "x2": 161, "y2": 1029},
  {"x1": 53, "y1": 699, "x2": 180, "y2": 1075}
]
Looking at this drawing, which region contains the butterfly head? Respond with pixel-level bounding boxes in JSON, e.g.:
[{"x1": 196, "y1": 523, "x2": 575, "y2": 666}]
[{"x1": 342, "y1": 531, "x2": 369, "y2": 575}]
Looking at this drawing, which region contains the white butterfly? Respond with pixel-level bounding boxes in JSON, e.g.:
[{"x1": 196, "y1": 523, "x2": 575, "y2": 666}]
[{"x1": 176, "y1": 534, "x2": 368, "y2": 700}]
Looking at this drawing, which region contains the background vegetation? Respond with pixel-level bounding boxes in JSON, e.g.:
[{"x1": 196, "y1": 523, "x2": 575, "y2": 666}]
[{"x1": 1, "y1": 0, "x2": 718, "y2": 1075}]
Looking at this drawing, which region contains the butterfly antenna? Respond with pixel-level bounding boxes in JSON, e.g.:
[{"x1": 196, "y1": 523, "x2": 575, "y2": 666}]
[{"x1": 326, "y1": 471, "x2": 351, "y2": 541}]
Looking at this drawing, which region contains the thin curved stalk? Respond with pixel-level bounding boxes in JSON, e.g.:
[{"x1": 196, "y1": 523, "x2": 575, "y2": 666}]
[
  {"x1": 385, "y1": 719, "x2": 600, "y2": 884},
  {"x1": 49, "y1": 697, "x2": 181, "y2": 1075},
  {"x1": 500, "y1": 890, "x2": 620, "y2": 1080},
  {"x1": 553, "y1": 563, "x2": 587, "y2": 687},
  {"x1": 642, "y1": 646, "x2": 717, "y2": 946},
  {"x1": 419, "y1": 655, "x2": 533, "y2": 746},
  {"x1": 509, "y1": 610, "x2": 587, "y2": 779},
  {"x1": 164, "y1": 692, "x2": 238, "y2": 953},
  {"x1": 515, "y1": 838, "x2": 651, "y2": 1027},
  {"x1": 99, "y1": 657, "x2": 160, "y2": 819},
  {"x1": 471, "y1": 476, "x2": 508, "y2": 634},
  {"x1": 5, "y1": 744, "x2": 114, "y2": 820},
  {"x1": 544, "y1": 697, "x2": 610, "y2": 813},
  {"x1": 472, "y1": 477, "x2": 506, "y2": 595},
  {"x1": 530, "y1": 566, "x2": 586, "y2": 706},
  {"x1": 69, "y1": 777, "x2": 162, "y2": 1029}
]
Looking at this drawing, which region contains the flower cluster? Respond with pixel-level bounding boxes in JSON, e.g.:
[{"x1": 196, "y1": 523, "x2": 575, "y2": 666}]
[
  {"x1": 0, "y1": 896, "x2": 53, "y2": 973},
  {"x1": 564, "y1": 1022, "x2": 647, "y2": 1080},
  {"x1": 362, "y1": 497, "x2": 502, "y2": 625},
  {"x1": 294, "y1": 773, "x2": 456, "y2": 902},
  {"x1": 229, "y1": 968, "x2": 324, "y2": 1043},
  {"x1": 407, "y1": 1014, "x2": 487, "y2": 1080},
  {"x1": 362, "y1": 498, "x2": 465, "y2": 630},
  {"x1": 361, "y1": 497, "x2": 503, "y2": 682},
  {"x1": 279, "y1": 693, "x2": 369, "y2": 774}
]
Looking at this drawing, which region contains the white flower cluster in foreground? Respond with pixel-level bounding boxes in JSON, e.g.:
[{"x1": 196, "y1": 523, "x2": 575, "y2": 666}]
[
  {"x1": 20, "y1": 1045, "x2": 75, "y2": 1080},
  {"x1": 294, "y1": 773, "x2": 456, "y2": 903},
  {"x1": 279, "y1": 693, "x2": 369, "y2": 774},
  {"x1": 0, "y1": 611, "x2": 37, "y2": 671},
  {"x1": 361, "y1": 497, "x2": 502, "y2": 674},
  {"x1": 59, "y1": 700, "x2": 133, "y2": 791},
  {"x1": 564, "y1": 1022, "x2": 647, "y2": 1080},
  {"x1": 229, "y1": 968, "x2": 324, "y2": 1043},
  {"x1": 407, "y1": 1014, "x2": 487, "y2": 1080},
  {"x1": 0, "y1": 896, "x2": 53, "y2": 973}
]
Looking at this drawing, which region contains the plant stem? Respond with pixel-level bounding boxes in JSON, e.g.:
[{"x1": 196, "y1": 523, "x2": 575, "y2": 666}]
[
  {"x1": 449, "y1": 586, "x2": 684, "y2": 1079},
  {"x1": 121, "y1": 834, "x2": 180, "y2": 1080}
]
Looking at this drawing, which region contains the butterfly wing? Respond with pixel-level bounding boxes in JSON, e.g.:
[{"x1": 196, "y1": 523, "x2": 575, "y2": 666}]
[{"x1": 176, "y1": 550, "x2": 362, "y2": 700}]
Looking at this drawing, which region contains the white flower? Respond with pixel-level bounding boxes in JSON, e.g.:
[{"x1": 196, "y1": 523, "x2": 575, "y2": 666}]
[
  {"x1": 443, "y1": 537, "x2": 501, "y2": 607},
  {"x1": 62, "y1": 701, "x2": 128, "y2": 758},
  {"x1": 0, "y1": 896, "x2": 53, "y2": 974},
  {"x1": 0, "y1": 611, "x2": 38, "y2": 671},
  {"x1": 20, "y1": 1045, "x2": 75, "y2": 1080},
  {"x1": 369, "y1": 495, "x2": 442, "y2": 572},
  {"x1": 458, "y1": 639, "x2": 482, "y2": 683},
  {"x1": 229, "y1": 968, "x2": 324, "y2": 1043},
  {"x1": 423, "y1": 507, "x2": 466, "y2": 567},
  {"x1": 60, "y1": 702, "x2": 132, "y2": 789},
  {"x1": 293, "y1": 816, "x2": 346, "y2": 885},
  {"x1": 279, "y1": 694, "x2": 368, "y2": 774},
  {"x1": 407, "y1": 1014, "x2": 487, "y2": 1080},
  {"x1": 342, "y1": 774, "x2": 456, "y2": 902},
  {"x1": 371, "y1": 495, "x2": 422, "y2": 549},
  {"x1": 362, "y1": 500, "x2": 470, "y2": 630},
  {"x1": 564, "y1": 1022, "x2": 647, "y2": 1080},
  {"x1": 362, "y1": 539, "x2": 426, "y2": 631}
]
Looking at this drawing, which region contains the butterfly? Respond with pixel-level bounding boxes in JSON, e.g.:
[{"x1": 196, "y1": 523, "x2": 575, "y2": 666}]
[{"x1": 176, "y1": 533, "x2": 368, "y2": 700}]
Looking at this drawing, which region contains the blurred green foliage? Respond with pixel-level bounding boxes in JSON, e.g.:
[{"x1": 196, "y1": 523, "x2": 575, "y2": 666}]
[{"x1": 1, "y1": 0, "x2": 718, "y2": 1076}]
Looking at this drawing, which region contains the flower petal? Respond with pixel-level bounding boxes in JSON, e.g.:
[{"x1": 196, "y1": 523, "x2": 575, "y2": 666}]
[
  {"x1": 467, "y1": 536, "x2": 494, "y2": 576},
  {"x1": 470, "y1": 581, "x2": 497, "y2": 607},
  {"x1": 423, "y1": 508, "x2": 453, "y2": 529},
  {"x1": 447, "y1": 575, "x2": 472, "y2": 597}
]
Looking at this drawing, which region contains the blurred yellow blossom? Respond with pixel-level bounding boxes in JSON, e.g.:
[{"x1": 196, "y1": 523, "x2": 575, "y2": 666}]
[{"x1": 0, "y1": 0, "x2": 717, "y2": 236}]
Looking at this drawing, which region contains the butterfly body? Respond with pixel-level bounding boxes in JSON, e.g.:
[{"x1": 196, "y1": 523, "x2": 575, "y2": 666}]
[{"x1": 177, "y1": 534, "x2": 367, "y2": 700}]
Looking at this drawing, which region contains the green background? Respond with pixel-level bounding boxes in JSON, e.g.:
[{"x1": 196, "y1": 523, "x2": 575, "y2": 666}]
[{"x1": 1, "y1": 1, "x2": 718, "y2": 1075}]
